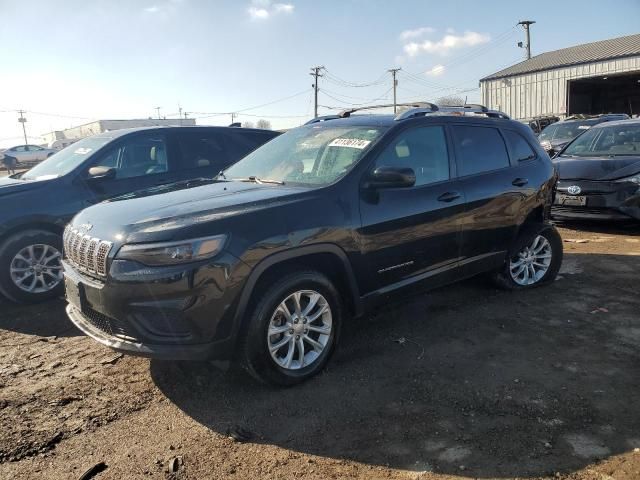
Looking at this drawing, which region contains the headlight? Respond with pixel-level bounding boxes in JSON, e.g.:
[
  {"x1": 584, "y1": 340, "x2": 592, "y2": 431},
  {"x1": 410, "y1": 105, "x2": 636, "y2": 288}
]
[
  {"x1": 614, "y1": 173, "x2": 640, "y2": 185},
  {"x1": 116, "y1": 234, "x2": 227, "y2": 266}
]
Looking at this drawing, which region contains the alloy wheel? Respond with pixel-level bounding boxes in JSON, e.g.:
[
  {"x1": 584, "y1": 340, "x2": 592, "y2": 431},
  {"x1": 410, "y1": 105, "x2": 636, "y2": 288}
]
[
  {"x1": 9, "y1": 244, "x2": 63, "y2": 293},
  {"x1": 267, "y1": 290, "x2": 332, "y2": 370},
  {"x1": 509, "y1": 235, "x2": 553, "y2": 286}
]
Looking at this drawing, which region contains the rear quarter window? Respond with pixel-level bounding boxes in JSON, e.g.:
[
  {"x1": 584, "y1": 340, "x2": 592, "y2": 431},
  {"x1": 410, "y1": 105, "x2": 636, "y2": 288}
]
[
  {"x1": 503, "y1": 130, "x2": 537, "y2": 162},
  {"x1": 451, "y1": 125, "x2": 510, "y2": 176}
]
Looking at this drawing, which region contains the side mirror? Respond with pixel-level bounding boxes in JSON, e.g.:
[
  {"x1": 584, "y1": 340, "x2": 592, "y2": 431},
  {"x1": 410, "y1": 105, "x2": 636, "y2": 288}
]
[
  {"x1": 364, "y1": 166, "x2": 416, "y2": 189},
  {"x1": 87, "y1": 166, "x2": 116, "y2": 181}
]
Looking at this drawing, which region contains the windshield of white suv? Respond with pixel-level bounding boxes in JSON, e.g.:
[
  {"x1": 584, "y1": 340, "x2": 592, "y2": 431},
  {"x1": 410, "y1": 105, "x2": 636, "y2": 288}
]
[
  {"x1": 222, "y1": 125, "x2": 385, "y2": 186},
  {"x1": 562, "y1": 123, "x2": 640, "y2": 157},
  {"x1": 22, "y1": 136, "x2": 112, "y2": 180},
  {"x1": 538, "y1": 120, "x2": 597, "y2": 142}
]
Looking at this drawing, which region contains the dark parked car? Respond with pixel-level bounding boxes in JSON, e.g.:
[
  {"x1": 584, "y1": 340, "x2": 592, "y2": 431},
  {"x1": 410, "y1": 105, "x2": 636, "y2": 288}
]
[
  {"x1": 0, "y1": 126, "x2": 279, "y2": 303},
  {"x1": 527, "y1": 115, "x2": 559, "y2": 135},
  {"x1": 538, "y1": 114, "x2": 630, "y2": 156},
  {"x1": 63, "y1": 103, "x2": 563, "y2": 385},
  {"x1": 552, "y1": 119, "x2": 640, "y2": 221}
]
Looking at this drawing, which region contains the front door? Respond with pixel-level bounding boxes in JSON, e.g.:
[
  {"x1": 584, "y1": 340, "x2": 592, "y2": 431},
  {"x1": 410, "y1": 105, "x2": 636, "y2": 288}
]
[
  {"x1": 77, "y1": 132, "x2": 176, "y2": 204},
  {"x1": 358, "y1": 124, "x2": 464, "y2": 294}
]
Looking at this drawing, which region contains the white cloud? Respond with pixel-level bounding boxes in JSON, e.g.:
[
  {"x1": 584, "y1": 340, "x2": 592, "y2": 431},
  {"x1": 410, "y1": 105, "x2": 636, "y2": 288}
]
[
  {"x1": 248, "y1": 6, "x2": 270, "y2": 19},
  {"x1": 399, "y1": 27, "x2": 435, "y2": 41},
  {"x1": 273, "y1": 3, "x2": 294, "y2": 13},
  {"x1": 144, "y1": 5, "x2": 160, "y2": 13},
  {"x1": 425, "y1": 64, "x2": 446, "y2": 76},
  {"x1": 247, "y1": 0, "x2": 294, "y2": 20},
  {"x1": 403, "y1": 31, "x2": 490, "y2": 57}
]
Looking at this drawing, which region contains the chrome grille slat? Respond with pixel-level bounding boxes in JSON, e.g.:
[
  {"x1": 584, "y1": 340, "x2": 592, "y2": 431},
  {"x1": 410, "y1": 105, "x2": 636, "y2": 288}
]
[{"x1": 63, "y1": 226, "x2": 112, "y2": 277}]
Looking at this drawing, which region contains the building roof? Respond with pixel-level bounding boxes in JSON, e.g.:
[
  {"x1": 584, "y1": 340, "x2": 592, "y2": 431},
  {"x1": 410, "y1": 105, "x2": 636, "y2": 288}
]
[{"x1": 481, "y1": 33, "x2": 640, "y2": 81}]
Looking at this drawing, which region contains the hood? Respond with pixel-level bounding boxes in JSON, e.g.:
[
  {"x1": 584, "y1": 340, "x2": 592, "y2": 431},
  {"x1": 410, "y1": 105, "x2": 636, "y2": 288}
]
[
  {"x1": 553, "y1": 155, "x2": 640, "y2": 181},
  {"x1": 72, "y1": 180, "x2": 308, "y2": 242},
  {"x1": 0, "y1": 175, "x2": 52, "y2": 196}
]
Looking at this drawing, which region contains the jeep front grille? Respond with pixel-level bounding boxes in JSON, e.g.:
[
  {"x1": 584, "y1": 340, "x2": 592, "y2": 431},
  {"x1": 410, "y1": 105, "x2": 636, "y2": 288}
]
[{"x1": 63, "y1": 226, "x2": 113, "y2": 276}]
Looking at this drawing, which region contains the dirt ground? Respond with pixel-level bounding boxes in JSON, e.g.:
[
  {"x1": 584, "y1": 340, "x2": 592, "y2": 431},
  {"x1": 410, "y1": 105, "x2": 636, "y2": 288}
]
[{"x1": 1, "y1": 222, "x2": 639, "y2": 480}]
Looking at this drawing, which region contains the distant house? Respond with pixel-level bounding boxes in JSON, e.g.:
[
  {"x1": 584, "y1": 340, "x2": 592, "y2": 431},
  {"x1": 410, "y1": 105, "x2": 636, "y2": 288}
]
[
  {"x1": 480, "y1": 33, "x2": 640, "y2": 121},
  {"x1": 41, "y1": 118, "x2": 196, "y2": 148}
]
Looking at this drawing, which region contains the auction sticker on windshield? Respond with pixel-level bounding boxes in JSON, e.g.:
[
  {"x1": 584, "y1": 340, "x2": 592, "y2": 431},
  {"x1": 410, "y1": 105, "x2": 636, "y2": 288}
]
[{"x1": 328, "y1": 138, "x2": 371, "y2": 149}]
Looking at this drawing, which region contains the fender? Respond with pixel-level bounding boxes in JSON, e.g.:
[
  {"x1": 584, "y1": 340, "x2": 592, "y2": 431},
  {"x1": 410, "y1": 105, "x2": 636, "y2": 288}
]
[{"x1": 231, "y1": 243, "x2": 363, "y2": 338}]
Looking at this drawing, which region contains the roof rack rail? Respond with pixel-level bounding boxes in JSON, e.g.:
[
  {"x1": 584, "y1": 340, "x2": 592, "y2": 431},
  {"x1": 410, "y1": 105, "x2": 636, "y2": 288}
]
[
  {"x1": 304, "y1": 115, "x2": 342, "y2": 125},
  {"x1": 394, "y1": 104, "x2": 440, "y2": 120},
  {"x1": 338, "y1": 102, "x2": 437, "y2": 118}
]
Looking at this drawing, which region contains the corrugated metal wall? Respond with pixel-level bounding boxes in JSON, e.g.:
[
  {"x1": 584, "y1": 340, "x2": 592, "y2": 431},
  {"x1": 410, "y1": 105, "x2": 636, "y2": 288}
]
[{"x1": 481, "y1": 56, "x2": 640, "y2": 120}]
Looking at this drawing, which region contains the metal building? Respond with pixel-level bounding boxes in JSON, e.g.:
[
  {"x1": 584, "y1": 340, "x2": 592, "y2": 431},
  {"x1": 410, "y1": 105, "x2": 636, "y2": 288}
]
[{"x1": 480, "y1": 33, "x2": 640, "y2": 121}]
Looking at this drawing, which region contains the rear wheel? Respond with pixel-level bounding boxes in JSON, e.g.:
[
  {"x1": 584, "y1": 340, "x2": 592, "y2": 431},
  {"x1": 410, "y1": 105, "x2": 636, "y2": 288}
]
[
  {"x1": 0, "y1": 230, "x2": 64, "y2": 303},
  {"x1": 240, "y1": 271, "x2": 342, "y2": 386},
  {"x1": 493, "y1": 223, "x2": 563, "y2": 290}
]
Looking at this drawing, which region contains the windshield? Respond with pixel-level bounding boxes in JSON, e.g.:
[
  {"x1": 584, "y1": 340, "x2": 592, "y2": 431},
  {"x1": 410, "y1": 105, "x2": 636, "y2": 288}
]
[
  {"x1": 22, "y1": 136, "x2": 112, "y2": 180},
  {"x1": 223, "y1": 125, "x2": 385, "y2": 186},
  {"x1": 563, "y1": 123, "x2": 640, "y2": 157},
  {"x1": 538, "y1": 120, "x2": 596, "y2": 142}
]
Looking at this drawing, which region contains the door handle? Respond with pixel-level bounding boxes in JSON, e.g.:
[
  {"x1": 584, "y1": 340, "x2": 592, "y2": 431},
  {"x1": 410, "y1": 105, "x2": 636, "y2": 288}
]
[
  {"x1": 437, "y1": 191, "x2": 461, "y2": 203},
  {"x1": 512, "y1": 178, "x2": 528, "y2": 187}
]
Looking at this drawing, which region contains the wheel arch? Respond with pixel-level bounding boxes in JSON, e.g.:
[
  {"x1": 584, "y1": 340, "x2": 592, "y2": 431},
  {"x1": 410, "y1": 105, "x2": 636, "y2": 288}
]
[
  {"x1": 232, "y1": 244, "x2": 363, "y2": 340},
  {"x1": 0, "y1": 221, "x2": 64, "y2": 246}
]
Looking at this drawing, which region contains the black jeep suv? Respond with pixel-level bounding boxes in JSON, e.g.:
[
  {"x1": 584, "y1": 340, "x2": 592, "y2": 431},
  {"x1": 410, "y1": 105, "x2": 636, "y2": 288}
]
[
  {"x1": 0, "y1": 126, "x2": 278, "y2": 303},
  {"x1": 63, "y1": 103, "x2": 563, "y2": 385}
]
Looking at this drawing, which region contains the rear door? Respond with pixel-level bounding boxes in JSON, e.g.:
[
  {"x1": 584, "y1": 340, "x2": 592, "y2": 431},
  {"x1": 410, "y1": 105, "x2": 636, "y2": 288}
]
[
  {"x1": 451, "y1": 123, "x2": 523, "y2": 274},
  {"x1": 172, "y1": 129, "x2": 277, "y2": 181},
  {"x1": 359, "y1": 124, "x2": 465, "y2": 292}
]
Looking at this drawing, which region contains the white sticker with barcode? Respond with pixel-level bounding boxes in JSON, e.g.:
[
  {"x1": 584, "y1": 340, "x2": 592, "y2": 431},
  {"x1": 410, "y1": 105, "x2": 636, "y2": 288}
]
[{"x1": 328, "y1": 138, "x2": 371, "y2": 149}]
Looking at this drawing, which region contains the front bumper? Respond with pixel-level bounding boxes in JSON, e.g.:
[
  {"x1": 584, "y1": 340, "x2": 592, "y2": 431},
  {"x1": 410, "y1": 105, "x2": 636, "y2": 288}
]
[
  {"x1": 63, "y1": 252, "x2": 250, "y2": 361},
  {"x1": 552, "y1": 180, "x2": 640, "y2": 221}
]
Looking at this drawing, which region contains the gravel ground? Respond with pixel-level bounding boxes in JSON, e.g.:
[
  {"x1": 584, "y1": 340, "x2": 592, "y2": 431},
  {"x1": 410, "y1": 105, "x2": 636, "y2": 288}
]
[{"x1": 0, "y1": 222, "x2": 639, "y2": 480}]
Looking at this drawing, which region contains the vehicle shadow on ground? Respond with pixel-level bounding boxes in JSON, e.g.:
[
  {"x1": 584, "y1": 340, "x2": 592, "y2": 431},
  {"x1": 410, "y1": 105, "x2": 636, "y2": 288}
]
[
  {"x1": 0, "y1": 296, "x2": 80, "y2": 338},
  {"x1": 553, "y1": 219, "x2": 640, "y2": 236},
  {"x1": 152, "y1": 252, "x2": 640, "y2": 478}
]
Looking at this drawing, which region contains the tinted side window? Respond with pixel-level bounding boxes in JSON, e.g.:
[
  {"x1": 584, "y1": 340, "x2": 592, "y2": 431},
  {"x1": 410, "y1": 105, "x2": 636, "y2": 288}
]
[
  {"x1": 225, "y1": 131, "x2": 276, "y2": 161},
  {"x1": 503, "y1": 130, "x2": 536, "y2": 162},
  {"x1": 375, "y1": 126, "x2": 450, "y2": 186},
  {"x1": 176, "y1": 131, "x2": 273, "y2": 172},
  {"x1": 451, "y1": 125, "x2": 509, "y2": 176},
  {"x1": 177, "y1": 132, "x2": 230, "y2": 171}
]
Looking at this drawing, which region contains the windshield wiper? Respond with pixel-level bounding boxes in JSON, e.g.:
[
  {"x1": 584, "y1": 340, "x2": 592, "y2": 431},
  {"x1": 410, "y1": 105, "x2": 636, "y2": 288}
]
[{"x1": 236, "y1": 176, "x2": 285, "y2": 185}]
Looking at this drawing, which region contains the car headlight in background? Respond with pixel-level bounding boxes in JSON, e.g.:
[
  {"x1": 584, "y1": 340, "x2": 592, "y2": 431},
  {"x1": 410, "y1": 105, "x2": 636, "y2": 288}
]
[
  {"x1": 116, "y1": 234, "x2": 227, "y2": 266},
  {"x1": 614, "y1": 173, "x2": 640, "y2": 185}
]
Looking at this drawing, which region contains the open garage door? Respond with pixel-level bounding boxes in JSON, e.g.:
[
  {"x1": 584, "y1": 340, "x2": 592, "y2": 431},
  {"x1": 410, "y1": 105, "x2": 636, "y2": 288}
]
[{"x1": 568, "y1": 71, "x2": 640, "y2": 116}]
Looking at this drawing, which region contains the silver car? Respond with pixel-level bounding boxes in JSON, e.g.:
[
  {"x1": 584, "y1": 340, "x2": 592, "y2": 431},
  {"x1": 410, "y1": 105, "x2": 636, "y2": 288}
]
[{"x1": 0, "y1": 144, "x2": 57, "y2": 164}]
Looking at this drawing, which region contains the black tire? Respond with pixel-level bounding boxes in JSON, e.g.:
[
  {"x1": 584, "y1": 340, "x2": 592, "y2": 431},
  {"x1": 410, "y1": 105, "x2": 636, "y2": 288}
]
[
  {"x1": 493, "y1": 223, "x2": 563, "y2": 290},
  {"x1": 239, "y1": 270, "x2": 343, "y2": 386},
  {"x1": 0, "y1": 229, "x2": 64, "y2": 303}
]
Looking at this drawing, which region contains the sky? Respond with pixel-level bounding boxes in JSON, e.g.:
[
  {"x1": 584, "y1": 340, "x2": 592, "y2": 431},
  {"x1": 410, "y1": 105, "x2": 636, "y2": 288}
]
[{"x1": 0, "y1": 0, "x2": 638, "y2": 148}]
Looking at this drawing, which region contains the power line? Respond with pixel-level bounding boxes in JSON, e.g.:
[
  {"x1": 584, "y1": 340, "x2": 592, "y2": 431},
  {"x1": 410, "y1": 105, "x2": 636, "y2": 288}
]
[
  {"x1": 320, "y1": 87, "x2": 393, "y2": 107},
  {"x1": 322, "y1": 69, "x2": 388, "y2": 88}
]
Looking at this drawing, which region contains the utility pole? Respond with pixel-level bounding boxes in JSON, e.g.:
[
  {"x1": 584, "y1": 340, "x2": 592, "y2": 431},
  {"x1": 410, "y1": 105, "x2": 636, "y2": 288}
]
[
  {"x1": 231, "y1": 112, "x2": 237, "y2": 124},
  {"x1": 154, "y1": 106, "x2": 162, "y2": 119},
  {"x1": 310, "y1": 66, "x2": 324, "y2": 118},
  {"x1": 517, "y1": 20, "x2": 536, "y2": 60},
  {"x1": 178, "y1": 104, "x2": 183, "y2": 126},
  {"x1": 388, "y1": 68, "x2": 401, "y2": 114},
  {"x1": 17, "y1": 110, "x2": 28, "y2": 145}
]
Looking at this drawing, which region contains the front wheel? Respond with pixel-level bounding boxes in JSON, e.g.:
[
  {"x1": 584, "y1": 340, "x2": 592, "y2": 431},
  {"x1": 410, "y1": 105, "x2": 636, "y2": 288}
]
[
  {"x1": 493, "y1": 224, "x2": 563, "y2": 290},
  {"x1": 240, "y1": 271, "x2": 342, "y2": 386},
  {"x1": 0, "y1": 230, "x2": 64, "y2": 303}
]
